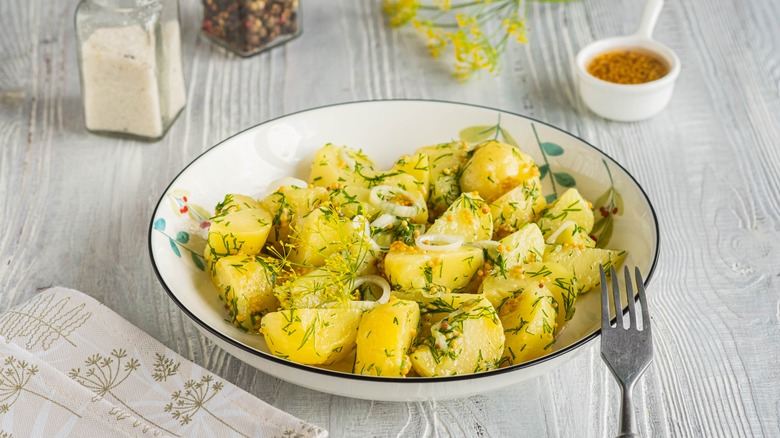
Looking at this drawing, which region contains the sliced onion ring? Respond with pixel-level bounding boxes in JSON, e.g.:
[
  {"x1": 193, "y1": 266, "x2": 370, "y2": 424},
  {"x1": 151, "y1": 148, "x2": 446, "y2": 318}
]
[
  {"x1": 353, "y1": 275, "x2": 391, "y2": 304},
  {"x1": 344, "y1": 301, "x2": 379, "y2": 311},
  {"x1": 260, "y1": 176, "x2": 309, "y2": 198},
  {"x1": 370, "y1": 213, "x2": 396, "y2": 229},
  {"x1": 324, "y1": 275, "x2": 390, "y2": 311},
  {"x1": 545, "y1": 220, "x2": 576, "y2": 244},
  {"x1": 415, "y1": 234, "x2": 464, "y2": 252},
  {"x1": 369, "y1": 185, "x2": 420, "y2": 218},
  {"x1": 339, "y1": 148, "x2": 357, "y2": 168}
]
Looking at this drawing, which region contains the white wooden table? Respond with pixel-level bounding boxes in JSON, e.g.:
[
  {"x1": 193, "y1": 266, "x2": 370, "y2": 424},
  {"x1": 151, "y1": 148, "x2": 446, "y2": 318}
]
[{"x1": 2, "y1": 0, "x2": 779, "y2": 436}]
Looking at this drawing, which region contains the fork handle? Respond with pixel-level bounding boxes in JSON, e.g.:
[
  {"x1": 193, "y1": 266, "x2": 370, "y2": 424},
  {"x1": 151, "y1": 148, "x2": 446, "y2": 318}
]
[{"x1": 616, "y1": 384, "x2": 641, "y2": 437}]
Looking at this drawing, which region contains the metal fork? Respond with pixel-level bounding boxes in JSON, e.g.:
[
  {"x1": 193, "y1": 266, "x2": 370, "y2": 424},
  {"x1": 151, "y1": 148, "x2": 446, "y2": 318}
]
[{"x1": 600, "y1": 265, "x2": 654, "y2": 438}]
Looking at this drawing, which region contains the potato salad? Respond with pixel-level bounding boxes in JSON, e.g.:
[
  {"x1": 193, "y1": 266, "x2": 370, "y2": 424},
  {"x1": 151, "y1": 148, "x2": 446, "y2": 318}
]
[{"x1": 203, "y1": 140, "x2": 625, "y2": 377}]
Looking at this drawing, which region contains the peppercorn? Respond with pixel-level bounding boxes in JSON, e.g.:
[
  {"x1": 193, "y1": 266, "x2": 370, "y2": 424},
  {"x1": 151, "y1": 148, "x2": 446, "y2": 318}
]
[{"x1": 201, "y1": 0, "x2": 301, "y2": 57}]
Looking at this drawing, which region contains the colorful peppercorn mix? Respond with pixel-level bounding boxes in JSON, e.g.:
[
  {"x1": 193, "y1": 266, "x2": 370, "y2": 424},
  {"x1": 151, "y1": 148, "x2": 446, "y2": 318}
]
[{"x1": 202, "y1": 0, "x2": 300, "y2": 57}]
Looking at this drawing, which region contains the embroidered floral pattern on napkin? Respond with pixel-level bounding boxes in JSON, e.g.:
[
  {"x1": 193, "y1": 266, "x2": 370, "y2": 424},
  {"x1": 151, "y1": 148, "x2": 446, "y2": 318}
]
[{"x1": 0, "y1": 287, "x2": 328, "y2": 438}]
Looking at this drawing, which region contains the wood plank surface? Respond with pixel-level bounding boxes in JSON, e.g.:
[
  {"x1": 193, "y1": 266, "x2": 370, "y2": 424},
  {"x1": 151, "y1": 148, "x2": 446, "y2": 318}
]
[{"x1": 1, "y1": 0, "x2": 778, "y2": 436}]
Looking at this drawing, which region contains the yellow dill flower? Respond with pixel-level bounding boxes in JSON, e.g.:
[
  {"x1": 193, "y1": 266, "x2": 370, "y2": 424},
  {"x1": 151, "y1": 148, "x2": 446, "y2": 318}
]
[
  {"x1": 447, "y1": 29, "x2": 498, "y2": 80},
  {"x1": 414, "y1": 20, "x2": 447, "y2": 57},
  {"x1": 383, "y1": 0, "x2": 421, "y2": 27},
  {"x1": 456, "y1": 12, "x2": 476, "y2": 28},
  {"x1": 447, "y1": 30, "x2": 469, "y2": 62},
  {"x1": 383, "y1": 0, "x2": 572, "y2": 80},
  {"x1": 433, "y1": 0, "x2": 452, "y2": 10},
  {"x1": 503, "y1": 12, "x2": 528, "y2": 43}
]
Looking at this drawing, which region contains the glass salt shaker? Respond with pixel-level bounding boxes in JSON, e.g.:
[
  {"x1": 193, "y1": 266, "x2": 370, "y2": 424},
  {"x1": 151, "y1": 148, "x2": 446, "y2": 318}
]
[
  {"x1": 75, "y1": 0, "x2": 186, "y2": 141},
  {"x1": 202, "y1": 0, "x2": 302, "y2": 57}
]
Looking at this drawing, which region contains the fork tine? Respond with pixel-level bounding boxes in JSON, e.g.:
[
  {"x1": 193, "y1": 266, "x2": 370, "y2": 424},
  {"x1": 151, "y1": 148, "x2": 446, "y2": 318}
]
[
  {"x1": 635, "y1": 267, "x2": 651, "y2": 330},
  {"x1": 600, "y1": 265, "x2": 610, "y2": 328},
  {"x1": 623, "y1": 266, "x2": 637, "y2": 329},
  {"x1": 610, "y1": 265, "x2": 623, "y2": 329}
]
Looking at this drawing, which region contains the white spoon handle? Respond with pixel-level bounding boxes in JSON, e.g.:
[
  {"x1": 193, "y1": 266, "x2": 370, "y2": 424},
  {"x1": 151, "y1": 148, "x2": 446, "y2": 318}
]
[{"x1": 634, "y1": 0, "x2": 664, "y2": 39}]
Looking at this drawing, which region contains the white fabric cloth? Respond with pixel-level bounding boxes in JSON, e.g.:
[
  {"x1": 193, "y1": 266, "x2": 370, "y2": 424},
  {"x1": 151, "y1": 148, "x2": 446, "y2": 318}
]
[{"x1": 0, "y1": 287, "x2": 328, "y2": 437}]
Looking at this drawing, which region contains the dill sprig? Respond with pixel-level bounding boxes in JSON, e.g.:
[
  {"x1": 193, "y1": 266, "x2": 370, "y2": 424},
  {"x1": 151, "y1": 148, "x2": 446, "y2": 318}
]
[
  {"x1": 383, "y1": 0, "x2": 575, "y2": 81},
  {"x1": 278, "y1": 204, "x2": 379, "y2": 308}
]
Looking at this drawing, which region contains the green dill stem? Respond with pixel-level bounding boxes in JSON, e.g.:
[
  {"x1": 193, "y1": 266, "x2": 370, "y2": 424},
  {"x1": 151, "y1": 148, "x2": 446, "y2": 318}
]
[
  {"x1": 425, "y1": 3, "x2": 512, "y2": 32},
  {"x1": 418, "y1": 2, "x2": 484, "y2": 12},
  {"x1": 494, "y1": 29, "x2": 511, "y2": 52},
  {"x1": 474, "y1": 1, "x2": 514, "y2": 22}
]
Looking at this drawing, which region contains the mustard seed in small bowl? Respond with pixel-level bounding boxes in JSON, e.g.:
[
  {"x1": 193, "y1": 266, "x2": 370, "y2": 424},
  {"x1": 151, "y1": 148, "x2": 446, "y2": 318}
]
[{"x1": 586, "y1": 49, "x2": 670, "y2": 85}]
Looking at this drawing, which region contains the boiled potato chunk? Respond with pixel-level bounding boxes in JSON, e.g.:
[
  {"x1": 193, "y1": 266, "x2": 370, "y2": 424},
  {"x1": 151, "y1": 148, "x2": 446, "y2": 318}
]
[
  {"x1": 354, "y1": 299, "x2": 421, "y2": 377},
  {"x1": 206, "y1": 207, "x2": 273, "y2": 257},
  {"x1": 261, "y1": 308, "x2": 363, "y2": 365},
  {"x1": 480, "y1": 270, "x2": 534, "y2": 311},
  {"x1": 285, "y1": 207, "x2": 336, "y2": 266},
  {"x1": 490, "y1": 223, "x2": 545, "y2": 275},
  {"x1": 426, "y1": 193, "x2": 492, "y2": 242},
  {"x1": 309, "y1": 144, "x2": 377, "y2": 189},
  {"x1": 371, "y1": 173, "x2": 429, "y2": 224},
  {"x1": 544, "y1": 221, "x2": 596, "y2": 248},
  {"x1": 215, "y1": 193, "x2": 261, "y2": 215},
  {"x1": 544, "y1": 245, "x2": 626, "y2": 294},
  {"x1": 500, "y1": 283, "x2": 557, "y2": 366},
  {"x1": 519, "y1": 262, "x2": 578, "y2": 335},
  {"x1": 372, "y1": 218, "x2": 425, "y2": 248},
  {"x1": 490, "y1": 176, "x2": 546, "y2": 238},
  {"x1": 459, "y1": 140, "x2": 539, "y2": 203},
  {"x1": 480, "y1": 262, "x2": 577, "y2": 335},
  {"x1": 415, "y1": 140, "x2": 471, "y2": 215},
  {"x1": 315, "y1": 351, "x2": 358, "y2": 374},
  {"x1": 391, "y1": 153, "x2": 431, "y2": 201},
  {"x1": 288, "y1": 206, "x2": 377, "y2": 268},
  {"x1": 274, "y1": 268, "x2": 345, "y2": 309},
  {"x1": 536, "y1": 188, "x2": 595, "y2": 236},
  {"x1": 328, "y1": 186, "x2": 379, "y2": 219},
  {"x1": 391, "y1": 290, "x2": 478, "y2": 315},
  {"x1": 261, "y1": 186, "x2": 328, "y2": 219},
  {"x1": 211, "y1": 254, "x2": 280, "y2": 332},
  {"x1": 260, "y1": 186, "x2": 328, "y2": 253},
  {"x1": 410, "y1": 297, "x2": 505, "y2": 376},
  {"x1": 391, "y1": 289, "x2": 479, "y2": 340},
  {"x1": 383, "y1": 243, "x2": 484, "y2": 291}
]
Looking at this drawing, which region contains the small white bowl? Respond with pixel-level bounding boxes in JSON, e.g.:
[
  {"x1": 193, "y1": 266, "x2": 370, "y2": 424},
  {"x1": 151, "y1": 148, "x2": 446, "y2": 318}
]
[{"x1": 575, "y1": 0, "x2": 681, "y2": 122}]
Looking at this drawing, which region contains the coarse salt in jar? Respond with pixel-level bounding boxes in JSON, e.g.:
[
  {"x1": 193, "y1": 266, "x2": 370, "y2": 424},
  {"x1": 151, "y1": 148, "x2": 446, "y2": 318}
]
[
  {"x1": 201, "y1": 0, "x2": 301, "y2": 57},
  {"x1": 75, "y1": 0, "x2": 186, "y2": 141}
]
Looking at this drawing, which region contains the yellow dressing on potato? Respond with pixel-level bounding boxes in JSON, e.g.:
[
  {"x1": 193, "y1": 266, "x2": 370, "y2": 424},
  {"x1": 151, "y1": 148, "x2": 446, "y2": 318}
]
[
  {"x1": 355, "y1": 299, "x2": 421, "y2": 377},
  {"x1": 203, "y1": 140, "x2": 627, "y2": 377},
  {"x1": 260, "y1": 308, "x2": 364, "y2": 365}
]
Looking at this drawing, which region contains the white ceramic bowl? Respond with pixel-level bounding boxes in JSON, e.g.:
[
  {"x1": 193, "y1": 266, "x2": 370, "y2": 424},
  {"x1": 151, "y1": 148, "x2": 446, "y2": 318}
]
[
  {"x1": 575, "y1": 0, "x2": 681, "y2": 122},
  {"x1": 149, "y1": 100, "x2": 660, "y2": 401}
]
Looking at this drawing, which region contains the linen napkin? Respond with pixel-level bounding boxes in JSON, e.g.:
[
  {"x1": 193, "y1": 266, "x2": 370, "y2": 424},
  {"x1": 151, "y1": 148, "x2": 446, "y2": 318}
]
[{"x1": 0, "y1": 287, "x2": 328, "y2": 437}]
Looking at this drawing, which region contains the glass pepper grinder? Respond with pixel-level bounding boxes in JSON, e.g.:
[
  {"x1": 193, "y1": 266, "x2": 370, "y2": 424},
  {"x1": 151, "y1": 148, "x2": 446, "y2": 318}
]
[
  {"x1": 75, "y1": 0, "x2": 186, "y2": 141},
  {"x1": 202, "y1": 0, "x2": 301, "y2": 57}
]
